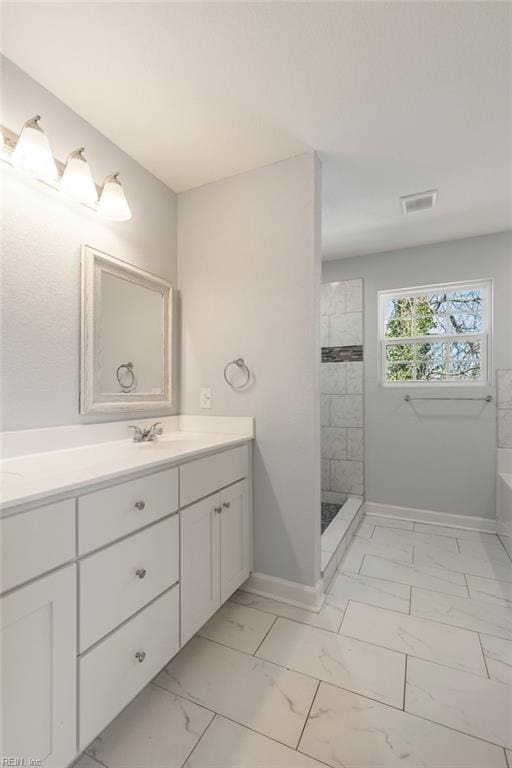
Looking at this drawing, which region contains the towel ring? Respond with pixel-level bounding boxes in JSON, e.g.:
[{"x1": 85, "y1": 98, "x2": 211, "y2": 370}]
[
  {"x1": 116, "y1": 362, "x2": 135, "y2": 392},
  {"x1": 223, "y1": 358, "x2": 250, "y2": 390}
]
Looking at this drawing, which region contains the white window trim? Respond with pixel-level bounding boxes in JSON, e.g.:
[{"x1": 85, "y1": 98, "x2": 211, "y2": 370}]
[{"x1": 378, "y1": 279, "x2": 493, "y2": 388}]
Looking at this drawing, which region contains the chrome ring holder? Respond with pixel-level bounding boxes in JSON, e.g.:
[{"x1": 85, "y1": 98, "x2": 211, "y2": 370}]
[
  {"x1": 116, "y1": 362, "x2": 135, "y2": 392},
  {"x1": 223, "y1": 358, "x2": 251, "y2": 389}
]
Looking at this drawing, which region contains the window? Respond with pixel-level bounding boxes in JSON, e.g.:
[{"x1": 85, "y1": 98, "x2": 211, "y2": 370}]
[{"x1": 379, "y1": 280, "x2": 491, "y2": 385}]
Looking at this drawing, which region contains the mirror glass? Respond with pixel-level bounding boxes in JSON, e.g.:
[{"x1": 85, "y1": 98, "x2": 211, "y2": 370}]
[
  {"x1": 100, "y1": 273, "x2": 164, "y2": 395},
  {"x1": 80, "y1": 246, "x2": 173, "y2": 414}
]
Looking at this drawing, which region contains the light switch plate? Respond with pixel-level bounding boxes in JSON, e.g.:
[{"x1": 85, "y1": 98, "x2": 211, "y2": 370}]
[{"x1": 200, "y1": 387, "x2": 212, "y2": 409}]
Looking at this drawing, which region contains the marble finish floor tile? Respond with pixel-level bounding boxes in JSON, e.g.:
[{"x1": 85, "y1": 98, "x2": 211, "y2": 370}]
[
  {"x1": 74, "y1": 757, "x2": 103, "y2": 768},
  {"x1": 365, "y1": 514, "x2": 414, "y2": 530},
  {"x1": 299, "y1": 682, "x2": 507, "y2": 768},
  {"x1": 153, "y1": 636, "x2": 318, "y2": 747},
  {"x1": 340, "y1": 601, "x2": 486, "y2": 675},
  {"x1": 361, "y1": 555, "x2": 469, "y2": 596},
  {"x1": 372, "y1": 525, "x2": 459, "y2": 553},
  {"x1": 327, "y1": 571, "x2": 410, "y2": 613},
  {"x1": 415, "y1": 523, "x2": 499, "y2": 541},
  {"x1": 231, "y1": 590, "x2": 344, "y2": 632},
  {"x1": 414, "y1": 548, "x2": 512, "y2": 582},
  {"x1": 338, "y1": 537, "x2": 412, "y2": 574},
  {"x1": 353, "y1": 519, "x2": 376, "y2": 539},
  {"x1": 406, "y1": 656, "x2": 512, "y2": 748},
  {"x1": 185, "y1": 715, "x2": 326, "y2": 767},
  {"x1": 458, "y1": 538, "x2": 511, "y2": 560},
  {"x1": 466, "y1": 575, "x2": 512, "y2": 606},
  {"x1": 411, "y1": 587, "x2": 512, "y2": 640},
  {"x1": 86, "y1": 684, "x2": 213, "y2": 768},
  {"x1": 198, "y1": 602, "x2": 276, "y2": 653},
  {"x1": 256, "y1": 617, "x2": 405, "y2": 708},
  {"x1": 481, "y1": 634, "x2": 512, "y2": 686}
]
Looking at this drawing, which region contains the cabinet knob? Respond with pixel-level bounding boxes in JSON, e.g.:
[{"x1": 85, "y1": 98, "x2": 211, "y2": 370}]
[
  {"x1": 135, "y1": 500, "x2": 146, "y2": 510},
  {"x1": 136, "y1": 568, "x2": 147, "y2": 579},
  {"x1": 214, "y1": 506, "x2": 222, "y2": 514},
  {"x1": 223, "y1": 501, "x2": 231, "y2": 509},
  {"x1": 135, "y1": 650, "x2": 146, "y2": 663}
]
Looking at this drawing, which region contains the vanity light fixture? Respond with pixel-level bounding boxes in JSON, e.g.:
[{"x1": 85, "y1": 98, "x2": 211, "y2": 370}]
[
  {"x1": 98, "y1": 173, "x2": 132, "y2": 222},
  {"x1": 60, "y1": 147, "x2": 98, "y2": 206},
  {"x1": 1, "y1": 114, "x2": 132, "y2": 222},
  {"x1": 11, "y1": 115, "x2": 58, "y2": 183}
]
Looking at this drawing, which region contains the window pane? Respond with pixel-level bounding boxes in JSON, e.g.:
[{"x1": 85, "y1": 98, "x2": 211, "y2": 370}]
[
  {"x1": 414, "y1": 298, "x2": 447, "y2": 336},
  {"x1": 416, "y1": 362, "x2": 446, "y2": 380},
  {"x1": 386, "y1": 362, "x2": 414, "y2": 381},
  {"x1": 448, "y1": 341, "x2": 481, "y2": 380},
  {"x1": 386, "y1": 343, "x2": 413, "y2": 362},
  {"x1": 446, "y1": 310, "x2": 482, "y2": 334},
  {"x1": 448, "y1": 289, "x2": 483, "y2": 314},
  {"x1": 385, "y1": 297, "x2": 413, "y2": 338},
  {"x1": 416, "y1": 341, "x2": 445, "y2": 363}
]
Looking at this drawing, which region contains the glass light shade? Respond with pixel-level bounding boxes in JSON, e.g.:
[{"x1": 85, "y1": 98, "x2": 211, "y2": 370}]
[
  {"x1": 61, "y1": 148, "x2": 98, "y2": 205},
  {"x1": 98, "y1": 173, "x2": 132, "y2": 221},
  {"x1": 11, "y1": 115, "x2": 58, "y2": 182}
]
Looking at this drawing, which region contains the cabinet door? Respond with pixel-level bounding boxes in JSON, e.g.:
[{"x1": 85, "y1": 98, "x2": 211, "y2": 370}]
[
  {"x1": 220, "y1": 480, "x2": 250, "y2": 602},
  {"x1": 1, "y1": 565, "x2": 77, "y2": 768},
  {"x1": 180, "y1": 495, "x2": 220, "y2": 645}
]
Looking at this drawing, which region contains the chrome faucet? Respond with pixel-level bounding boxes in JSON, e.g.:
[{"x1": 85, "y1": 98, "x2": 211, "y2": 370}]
[{"x1": 129, "y1": 422, "x2": 164, "y2": 442}]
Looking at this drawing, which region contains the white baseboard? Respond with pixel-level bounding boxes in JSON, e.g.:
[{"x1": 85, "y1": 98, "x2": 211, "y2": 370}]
[
  {"x1": 365, "y1": 501, "x2": 496, "y2": 534},
  {"x1": 242, "y1": 571, "x2": 324, "y2": 613}
]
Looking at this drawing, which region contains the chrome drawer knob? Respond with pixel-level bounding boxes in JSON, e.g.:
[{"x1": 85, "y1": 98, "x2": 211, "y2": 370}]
[
  {"x1": 223, "y1": 501, "x2": 231, "y2": 509},
  {"x1": 135, "y1": 500, "x2": 146, "y2": 510},
  {"x1": 214, "y1": 506, "x2": 222, "y2": 514},
  {"x1": 135, "y1": 650, "x2": 146, "y2": 663},
  {"x1": 136, "y1": 568, "x2": 147, "y2": 579}
]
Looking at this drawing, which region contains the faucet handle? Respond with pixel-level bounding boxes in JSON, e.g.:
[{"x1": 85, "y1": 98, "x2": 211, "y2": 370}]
[{"x1": 128, "y1": 425, "x2": 144, "y2": 441}]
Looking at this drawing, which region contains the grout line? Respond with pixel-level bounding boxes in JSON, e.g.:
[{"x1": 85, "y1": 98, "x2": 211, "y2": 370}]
[
  {"x1": 402, "y1": 655, "x2": 408, "y2": 711},
  {"x1": 177, "y1": 711, "x2": 217, "y2": 768},
  {"x1": 252, "y1": 614, "x2": 279, "y2": 656},
  {"x1": 295, "y1": 679, "x2": 321, "y2": 751},
  {"x1": 476, "y1": 632, "x2": 492, "y2": 680}
]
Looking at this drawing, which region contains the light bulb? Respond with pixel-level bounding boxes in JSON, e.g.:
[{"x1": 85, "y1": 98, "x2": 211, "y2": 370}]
[
  {"x1": 60, "y1": 147, "x2": 98, "y2": 205},
  {"x1": 98, "y1": 173, "x2": 132, "y2": 221},
  {"x1": 11, "y1": 115, "x2": 58, "y2": 182}
]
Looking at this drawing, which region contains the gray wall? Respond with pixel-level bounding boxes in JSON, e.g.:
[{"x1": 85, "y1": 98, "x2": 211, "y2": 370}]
[
  {"x1": 1, "y1": 57, "x2": 178, "y2": 430},
  {"x1": 323, "y1": 231, "x2": 512, "y2": 520},
  {"x1": 178, "y1": 153, "x2": 322, "y2": 586}
]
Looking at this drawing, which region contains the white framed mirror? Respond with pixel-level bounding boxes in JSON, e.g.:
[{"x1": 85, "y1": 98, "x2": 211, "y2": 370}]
[{"x1": 80, "y1": 245, "x2": 173, "y2": 414}]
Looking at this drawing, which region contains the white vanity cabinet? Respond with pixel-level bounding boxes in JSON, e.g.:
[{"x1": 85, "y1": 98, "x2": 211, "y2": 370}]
[
  {"x1": 1, "y1": 437, "x2": 252, "y2": 768},
  {"x1": 180, "y1": 480, "x2": 250, "y2": 644},
  {"x1": 0, "y1": 565, "x2": 77, "y2": 768}
]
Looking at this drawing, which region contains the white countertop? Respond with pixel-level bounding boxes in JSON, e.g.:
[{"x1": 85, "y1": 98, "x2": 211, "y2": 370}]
[{"x1": 1, "y1": 426, "x2": 253, "y2": 512}]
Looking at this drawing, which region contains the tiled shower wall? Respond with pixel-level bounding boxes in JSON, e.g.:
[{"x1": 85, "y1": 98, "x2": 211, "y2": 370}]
[
  {"x1": 321, "y1": 279, "x2": 364, "y2": 503},
  {"x1": 497, "y1": 370, "x2": 512, "y2": 447}
]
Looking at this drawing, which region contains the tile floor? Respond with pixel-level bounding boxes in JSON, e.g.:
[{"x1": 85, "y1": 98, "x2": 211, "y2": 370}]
[{"x1": 77, "y1": 514, "x2": 512, "y2": 768}]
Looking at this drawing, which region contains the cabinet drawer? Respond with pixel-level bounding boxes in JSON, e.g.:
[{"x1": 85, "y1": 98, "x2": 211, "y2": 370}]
[
  {"x1": 79, "y1": 515, "x2": 178, "y2": 651},
  {"x1": 1, "y1": 499, "x2": 75, "y2": 594},
  {"x1": 78, "y1": 468, "x2": 178, "y2": 554},
  {"x1": 180, "y1": 445, "x2": 249, "y2": 507},
  {"x1": 79, "y1": 584, "x2": 179, "y2": 750}
]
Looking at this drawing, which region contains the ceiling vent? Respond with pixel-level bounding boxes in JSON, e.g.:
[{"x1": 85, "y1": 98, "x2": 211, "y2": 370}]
[{"x1": 400, "y1": 189, "x2": 437, "y2": 214}]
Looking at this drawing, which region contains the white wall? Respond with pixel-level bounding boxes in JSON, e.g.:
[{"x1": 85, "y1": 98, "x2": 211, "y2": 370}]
[
  {"x1": 323, "y1": 231, "x2": 512, "y2": 520},
  {"x1": 1, "y1": 57, "x2": 178, "y2": 430},
  {"x1": 178, "y1": 153, "x2": 322, "y2": 587}
]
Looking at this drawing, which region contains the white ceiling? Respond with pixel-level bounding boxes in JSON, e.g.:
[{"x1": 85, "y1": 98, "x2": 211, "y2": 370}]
[{"x1": 2, "y1": 2, "x2": 511, "y2": 259}]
